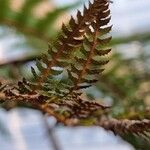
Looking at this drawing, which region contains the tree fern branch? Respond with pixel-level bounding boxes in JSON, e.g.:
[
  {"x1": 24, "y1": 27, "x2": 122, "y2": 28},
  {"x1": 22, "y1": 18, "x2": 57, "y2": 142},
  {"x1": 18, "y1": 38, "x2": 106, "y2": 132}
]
[
  {"x1": 32, "y1": 0, "x2": 110, "y2": 90},
  {"x1": 98, "y1": 118, "x2": 150, "y2": 139}
]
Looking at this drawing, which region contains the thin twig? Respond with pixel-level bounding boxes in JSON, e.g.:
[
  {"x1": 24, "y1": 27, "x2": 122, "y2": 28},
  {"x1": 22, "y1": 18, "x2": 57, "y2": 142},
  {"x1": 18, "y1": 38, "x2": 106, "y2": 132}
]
[{"x1": 43, "y1": 115, "x2": 62, "y2": 150}]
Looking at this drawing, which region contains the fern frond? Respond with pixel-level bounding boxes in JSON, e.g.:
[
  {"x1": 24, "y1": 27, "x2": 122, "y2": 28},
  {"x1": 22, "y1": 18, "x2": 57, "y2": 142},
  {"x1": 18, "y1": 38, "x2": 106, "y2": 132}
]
[
  {"x1": 0, "y1": 82, "x2": 7, "y2": 104},
  {"x1": 1, "y1": 86, "x2": 150, "y2": 139},
  {"x1": 15, "y1": 0, "x2": 41, "y2": 24},
  {"x1": 0, "y1": 82, "x2": 6, "y2": 92},
  {"x1": 41, "y1": 93, "x2": 109, "y2": 121},
  {"x1": 68, "y1": 3, "x2": 112, "y2": 91},
  {"x1": 41, "y1": 102, "x2": 150, "y2": 139},
  {"x1": 25, "y1": 0, "x2": 111, "y2": 95},
  {"x1": 1, "y1": 88, "x2": 110, "y2": 123},
  {"x1": 98, "y1": 118, "x2": 150, "y2": 139}
]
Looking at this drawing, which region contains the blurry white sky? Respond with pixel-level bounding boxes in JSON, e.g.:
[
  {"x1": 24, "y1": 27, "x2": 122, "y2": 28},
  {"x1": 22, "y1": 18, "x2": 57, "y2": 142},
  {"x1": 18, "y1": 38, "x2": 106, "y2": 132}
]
[{"x1": 0, "y1": 108, "x2": 135, "y2": 150}]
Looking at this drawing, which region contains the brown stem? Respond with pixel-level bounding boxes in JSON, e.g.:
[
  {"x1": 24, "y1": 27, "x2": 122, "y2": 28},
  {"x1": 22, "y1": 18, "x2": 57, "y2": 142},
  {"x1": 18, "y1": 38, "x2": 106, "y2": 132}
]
[{"x1": 74, "y1": 31, "x2": 99, "y2": 90}]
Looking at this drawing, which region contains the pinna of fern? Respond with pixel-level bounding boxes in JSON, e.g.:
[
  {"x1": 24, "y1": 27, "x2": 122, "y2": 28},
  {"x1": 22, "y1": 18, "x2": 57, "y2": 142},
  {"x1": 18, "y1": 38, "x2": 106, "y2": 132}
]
[
  {"x1": 68, "y1": 5, "x2": 112, "y2": 92},
  {"x1": 0, "y1": 82, "x2": 6, "y2": 92}
]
